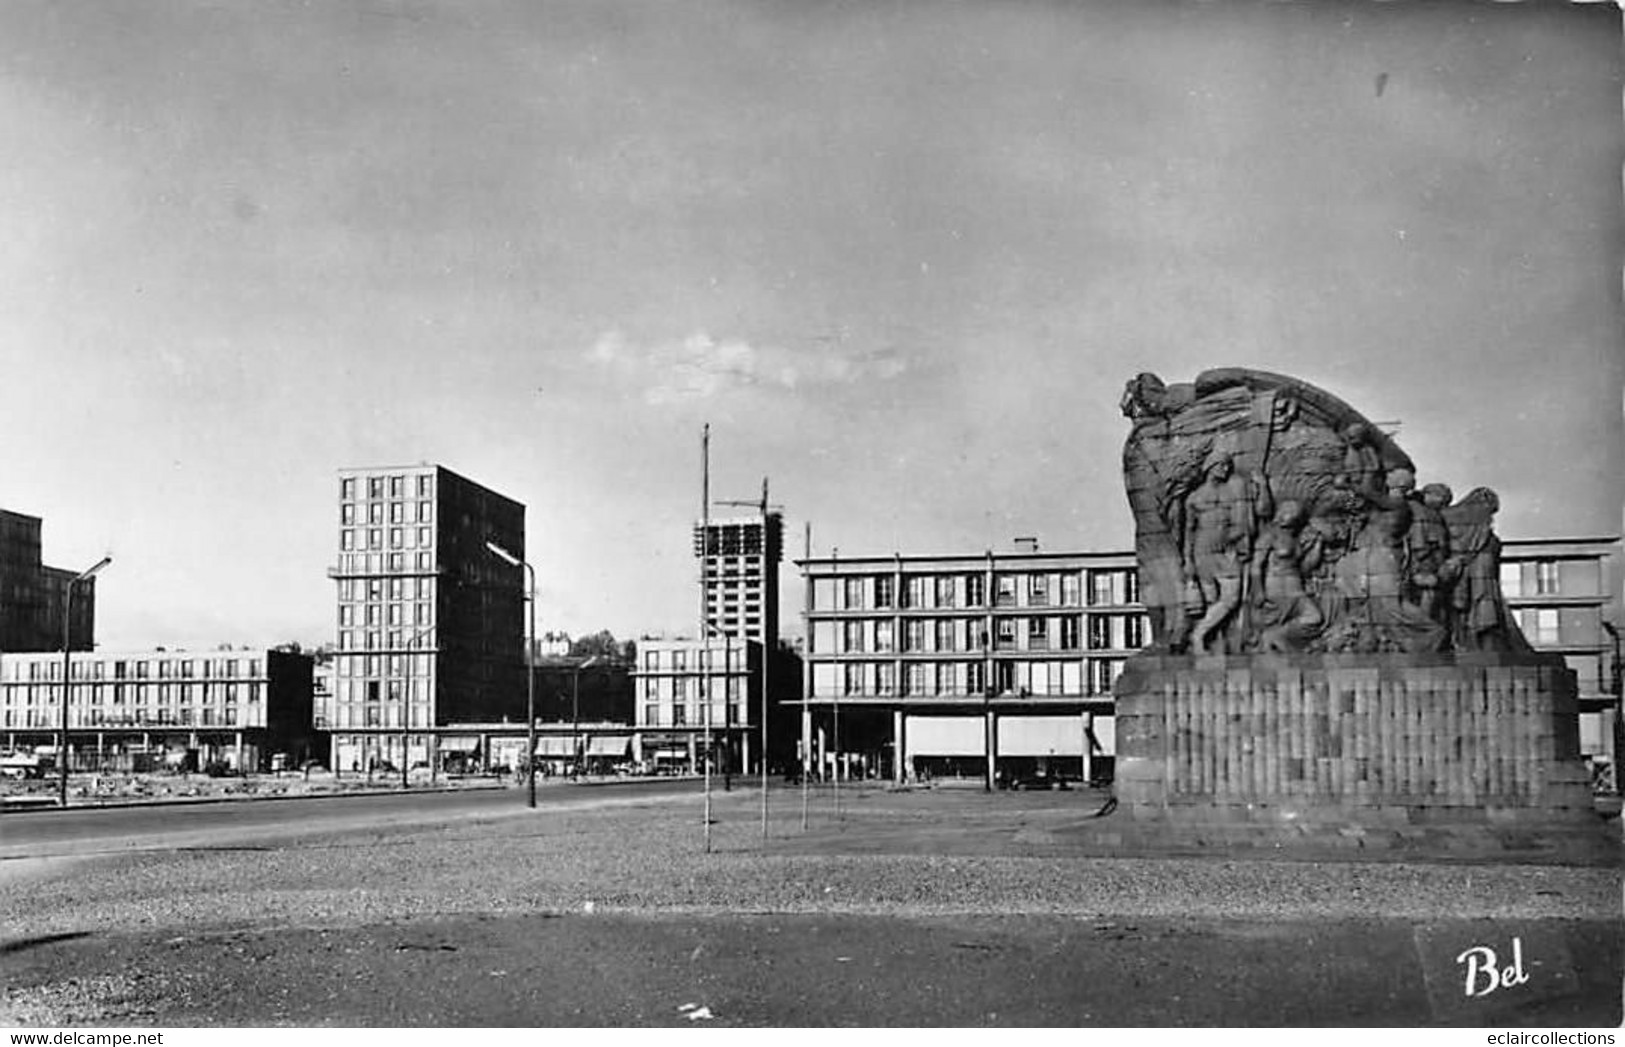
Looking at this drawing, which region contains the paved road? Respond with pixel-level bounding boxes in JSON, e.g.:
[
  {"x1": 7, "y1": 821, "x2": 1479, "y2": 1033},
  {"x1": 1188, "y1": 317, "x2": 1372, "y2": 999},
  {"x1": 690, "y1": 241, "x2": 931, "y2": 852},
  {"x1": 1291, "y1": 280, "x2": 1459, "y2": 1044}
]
[{"x1": 0, "y1": 778, "x2": 701, "y2": 858}]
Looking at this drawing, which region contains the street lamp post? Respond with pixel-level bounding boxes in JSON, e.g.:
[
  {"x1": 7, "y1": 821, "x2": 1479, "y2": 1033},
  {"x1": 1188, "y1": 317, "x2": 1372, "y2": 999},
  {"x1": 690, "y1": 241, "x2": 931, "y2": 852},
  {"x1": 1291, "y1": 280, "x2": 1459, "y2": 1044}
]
[
  {"x1": 59, "y1": 556, "x2": 112, "y2": 808},
  {"x1": 485, "y1": 540, "x2": 536, "y2": 808}
]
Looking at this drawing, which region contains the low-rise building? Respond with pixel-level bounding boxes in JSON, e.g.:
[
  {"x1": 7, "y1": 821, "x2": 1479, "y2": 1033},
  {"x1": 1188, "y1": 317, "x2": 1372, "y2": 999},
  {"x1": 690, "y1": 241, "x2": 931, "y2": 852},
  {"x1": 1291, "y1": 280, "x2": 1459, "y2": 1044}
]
[
  {"x1": 0, "y1": 648, "x2": 315, "y2": 772},
  {"x1": 632, "y1": 635, "x2": 758, "y2": 774}
]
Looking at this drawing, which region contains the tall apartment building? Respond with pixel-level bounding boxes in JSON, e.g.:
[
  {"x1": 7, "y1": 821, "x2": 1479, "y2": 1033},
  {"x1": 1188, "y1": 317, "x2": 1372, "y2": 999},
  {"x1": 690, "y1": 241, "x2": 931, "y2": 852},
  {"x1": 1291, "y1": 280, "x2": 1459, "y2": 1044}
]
[
  {"x1": 0, "y1": 647, "x2": 314, "y2": 772},
  {"x1": 0, "y1": 510, "x2": 96, "y2": 653},
  {"x1": 327, "y1": 465, "x2": 525, "y2": 774},
  {"x1": 694, "y1": 512, "x2": 783, "y2": 645},
  {"x1": 799, "y1": 538, "x2": 1623, "y2": 789},
  {"x1": 1500, "y1": 536, "x2": 1622, "y2": 787},
  {"x1": 797, "y1": 548, "x2": 1143, "y2": 785}
]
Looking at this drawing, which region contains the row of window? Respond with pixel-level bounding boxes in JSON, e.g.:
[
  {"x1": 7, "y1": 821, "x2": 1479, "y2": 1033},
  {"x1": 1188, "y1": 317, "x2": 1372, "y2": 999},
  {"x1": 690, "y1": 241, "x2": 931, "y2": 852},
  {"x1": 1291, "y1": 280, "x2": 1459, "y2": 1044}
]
[
  {"x1": 813, "y1": 569, "x2": 1139, "y2": 612},
  {"x1": 332, "y1": 679, "x2": 432, "y2": 702},
  {"x1": 334, "y1": 552, "x2": 435, "y2": 575},
  {"x1": 340, "y1": 526, "x2": 435, "y2": 552},
  {"x1": 642, "y1": 676, "x2": 744, "y2": 701},
  {"x1": 810, "y1": 614, "x2": 1148, "y2": 655},
  {"x1": 640, "y1": 648, "x2": 751, "y2": 671},
  {"x1": 2, "y1": 708, "x2": 256, "y2": 728},
  {"x1": 328, "y1": 703, "x2": 432, "y2": 728},
  {"x1": 334, "y1": 654, "x2": 434, "y2": 677},
  {"x1": 811, "y1": 658, "x2": 1126, "y2": 698},
  {"x1": 336, "y1": 629, "x2": 438, "y2": 652},
  {"x1": 338, "y1": 603, "x2": 434, "y2": 628},
  {"x1": 4, "y1": 658, "x2": 264, "y2": 682},
  {"x1": 1, "y1": 682, "x2": 262, "y2": 704},
  {"x1": 341, "y1": 474, "x2": 436, "y2": 502},
  {"x1": 637, "y1": 701, "x2": 750, "y2": 728},
  {"x1": 1501, "y1": 559, "x2": 1602, "y2": 599},
  {"x1": 338, "y1": 578, "x2": 437, "y2": 602}
]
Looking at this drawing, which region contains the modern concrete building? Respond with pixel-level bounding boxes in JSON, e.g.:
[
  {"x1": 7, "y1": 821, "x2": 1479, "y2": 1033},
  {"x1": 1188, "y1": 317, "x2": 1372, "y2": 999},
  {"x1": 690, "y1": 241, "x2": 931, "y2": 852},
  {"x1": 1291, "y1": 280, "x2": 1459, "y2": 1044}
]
[
  {"x1": 798, "y1": 536, "x2": 1623, "y2": 791},
  {"x1": 694, "y1": 511, "x2": 783, "y2": 646},
  {"x1": 1500, "y1": 536, "x2": 1622, "y2": 789},
  {"x1": 632, "y1": 635, "x2": 758, "y2": 774},
  {"x1": 326, "y1": 464, "x2": 526, "y2": 775},
  {"x1": 796, "y1": 546, "x2": 1142, "y2": 785},
  {"x1": 0, "y1": 509, "x2": 97, "y2": 654},
  {"x1": 0, "y1": 647, "x2": 314, "y2": 772}
]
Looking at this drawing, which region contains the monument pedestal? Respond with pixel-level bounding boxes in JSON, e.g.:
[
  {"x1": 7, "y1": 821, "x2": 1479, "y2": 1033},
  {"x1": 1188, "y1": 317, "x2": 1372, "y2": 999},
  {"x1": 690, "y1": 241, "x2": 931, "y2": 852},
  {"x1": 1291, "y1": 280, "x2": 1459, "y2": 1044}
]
[{"x1": 1114, "y1": 653, "x2": 1604, "y2": 842}]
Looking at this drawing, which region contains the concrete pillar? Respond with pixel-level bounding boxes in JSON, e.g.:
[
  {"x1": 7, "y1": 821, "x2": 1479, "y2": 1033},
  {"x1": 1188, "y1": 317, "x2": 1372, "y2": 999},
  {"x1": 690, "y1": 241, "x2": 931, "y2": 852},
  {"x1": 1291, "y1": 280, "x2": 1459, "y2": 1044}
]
[
  {"x1": 800, "y1": 706, "x2": 813, "y2": 780},
  {"x1": 687, "y1": 732, "x2": 697, "y2": 775},
  {"x1": 1081, "y1": 710, "x2": 1094, "y2": 786},
  {"x1": 985, "y1": 709, "x2": 997, "y2": 791},
  {"x1": 893, "y1": 708, "x2": 906, "y2": 784},
  {"x1": 235, "y1": 731, "x2": 244, "y2": 772},
  {"x1": 816, "y1": 725, "x2": 827, "y2": 782},
  {"x1": 741, "y1": 731, "x2": 751, "y2": 776}
]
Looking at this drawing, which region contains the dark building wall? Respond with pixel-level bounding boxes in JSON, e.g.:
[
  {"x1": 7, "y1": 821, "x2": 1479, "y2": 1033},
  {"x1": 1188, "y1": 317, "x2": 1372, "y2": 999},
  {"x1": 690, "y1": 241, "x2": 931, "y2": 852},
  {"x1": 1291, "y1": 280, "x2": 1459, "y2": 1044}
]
[
  {"x1": 265, "y1": 649, "x2": 316, "y2": 759},
  {"x1": 0, "y1": 511, "x2": 96, "y2": 652},
  {"x1": 434, "y1": 467, "x2": 526, "y2": 725}
]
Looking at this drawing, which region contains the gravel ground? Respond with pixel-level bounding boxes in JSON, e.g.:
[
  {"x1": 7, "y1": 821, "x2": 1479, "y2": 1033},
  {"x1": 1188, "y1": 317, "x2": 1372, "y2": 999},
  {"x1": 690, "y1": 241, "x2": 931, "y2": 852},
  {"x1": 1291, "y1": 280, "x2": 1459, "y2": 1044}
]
[{"x1": 2, "y1": 785, "x2": 1617, "y2": 942}]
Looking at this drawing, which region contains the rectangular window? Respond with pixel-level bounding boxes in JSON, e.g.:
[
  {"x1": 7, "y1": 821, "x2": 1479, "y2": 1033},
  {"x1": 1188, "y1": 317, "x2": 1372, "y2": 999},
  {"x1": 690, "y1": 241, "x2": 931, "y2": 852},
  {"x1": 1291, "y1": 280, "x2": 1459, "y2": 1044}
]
[
  {"x1": 341, "y1": 530, "x2": 355, "y2": 552},
  {"x1": 1124, "y1": 614, "x2": 1146, "y2": 650},
  {"x1": 843, "y1": 621, "x2": 866, "y2": 654},
  {"x1": 965, "y1": 620, "x2": 984, "y2": 651},
  {"x1": 874, "y1": 621, "x2": 894, "y2": 653},
  {"x1": 673, "y1": 650, "x2": 687, "y2": 670},
  {"x1": 995, "y1": 574, "x2": 1017, "y2": 607},
  {"x1": 875, "y1": 662, "x2": 896, "y2": 695},
  {"x1": 904, "y1": 620, "x2": 927, "y2": 652},
  {"x1": 904, "y1": 663, "x2": 928, "y2": 696},
  {"x1": 673, "y1": 677, "x2": 687, "y2": 699},
  {"x1": 1088, "y1": 615, "x2": 1110, "y2": 650},
  {"x1": 904, "y1": 576, "x2": 927, "y2": 609},
  {"x1": 935, "y1": 620, "x2": 956, "y2": 652},
  {"x1": 1028, "y1": 617, "x2": 1048, "y2": 650},
  {"x1": 645, "y1": 651, "x2": 659, "y2": 670},
  {"x1": 390, "y1": 501, "x2": 404, "y2": 523},
  {"x1": 1534, "y1": 561, "x2": 1560, "y2": 596},
  {"x1": 996, "y1": 618, "x2": 1017, "y2": 649},
  {"x1": 874, "y1": 575, "x2": 894, "y2": 609},
  {"x1": 418, "y1": 501, "x2": 433, "y2": 523},
  {"x1": 843, "y1": 663, "x2": 866, "y2": 696},
  {"x1": 965, "y1": 661, "x2": 985, "y2": 695},
  {"x1": 342, "y1": 478, "x2": 356, "y2": 500},
  {"x1": 935, "y1": 576, "x2": 956, "y2": 608},
  {"x1": 643, "y1": 704, "x2": 659, "y2": 727},
  {"x1": 1089, "y1": 571, "x2": 1114, "y2": 606},
  {"x1": 964, "y1": 573, "x2": 985, "y2": 607},
  {"x1": 1061, "y1": 572, "x2": 1082, "y2": 606},
  {"x1": 368, "y1": 477, "x2": 384, "y2": 498},
  {"x1": 672, "y1": 705, "x2": 686, "y2": 726},
  {"x1": 935, "y1": 663, "x2": 957, "y2": 695},
  {"x1": 419, "y1": 474, "x2": 434, "y2": 497},
  {"x1": 1028, "y1": 574, "x2": 1049, "y2": 606},
  {"x1": 1061, "y1": 616, "x2": 1081, "y2": 650}
]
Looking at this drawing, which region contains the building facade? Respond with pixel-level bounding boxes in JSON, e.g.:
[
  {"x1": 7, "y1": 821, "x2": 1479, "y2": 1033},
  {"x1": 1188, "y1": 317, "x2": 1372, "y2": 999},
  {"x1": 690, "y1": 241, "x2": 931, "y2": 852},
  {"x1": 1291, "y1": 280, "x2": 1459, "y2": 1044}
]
[
  {"x1": 1500, "y1": 537, "x2": 1622, "y2": 788},
  {"x1": 695, "y1": 511, "x2": 783, "y2": 646},
  {"x1": 797, "y1": 548, "x2": 1143, "y2": 785},
  {"x1": 0, "y1": 648, "x2": 314, "y2": 772},
  {"x1": 631, "y1": 636, "x2": 758, "y2": 774},
  {"x1": 798, "y1": 538, "x2": 1622, "y2": 789},
  {"x1": 0, "y1": 510, "x2": 96, "y2": 653},
  {"x1": 326, "y1": 464, "x2": 526, "y2": 775}
]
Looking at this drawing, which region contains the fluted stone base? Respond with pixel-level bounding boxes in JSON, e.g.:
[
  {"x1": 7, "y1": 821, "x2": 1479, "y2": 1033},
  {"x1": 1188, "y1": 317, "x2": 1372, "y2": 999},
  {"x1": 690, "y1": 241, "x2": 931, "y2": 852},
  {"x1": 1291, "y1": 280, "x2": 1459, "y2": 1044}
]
[{"x1": 1114, "y1": 653, "x2": 1600, "y2": 836}]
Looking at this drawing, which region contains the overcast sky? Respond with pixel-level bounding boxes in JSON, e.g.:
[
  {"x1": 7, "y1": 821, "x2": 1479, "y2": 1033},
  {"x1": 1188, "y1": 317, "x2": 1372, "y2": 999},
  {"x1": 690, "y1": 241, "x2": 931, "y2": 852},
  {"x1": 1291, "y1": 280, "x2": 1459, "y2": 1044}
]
[{"x1": 3, "y1": 0, "x2": 1620, "y2": 650}]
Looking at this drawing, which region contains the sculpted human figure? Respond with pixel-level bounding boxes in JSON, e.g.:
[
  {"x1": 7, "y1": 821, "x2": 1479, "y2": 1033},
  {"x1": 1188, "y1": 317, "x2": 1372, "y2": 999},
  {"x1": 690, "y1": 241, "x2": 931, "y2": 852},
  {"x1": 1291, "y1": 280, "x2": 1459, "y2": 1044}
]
[
  {"x1": 1444, "y1": 488, "x2": 1531, "y2": 653},
  {"x1": 1182, "y1": 449, "x2": 1264, "y2": 654},
  {"x1": 1250, "y1": 499, "x2": 1324, "y2": 652},
  {"x1": 1406, "y1": 481, "x2": 1454, "y2": 624}
]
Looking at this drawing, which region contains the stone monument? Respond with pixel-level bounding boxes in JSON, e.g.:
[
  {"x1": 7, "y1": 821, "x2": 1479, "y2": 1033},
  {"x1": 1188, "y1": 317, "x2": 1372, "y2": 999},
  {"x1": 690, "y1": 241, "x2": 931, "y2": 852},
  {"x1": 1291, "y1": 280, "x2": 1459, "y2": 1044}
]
[{"x1": 1113, "y1": 369, "x2": 1597, "y2": 839}]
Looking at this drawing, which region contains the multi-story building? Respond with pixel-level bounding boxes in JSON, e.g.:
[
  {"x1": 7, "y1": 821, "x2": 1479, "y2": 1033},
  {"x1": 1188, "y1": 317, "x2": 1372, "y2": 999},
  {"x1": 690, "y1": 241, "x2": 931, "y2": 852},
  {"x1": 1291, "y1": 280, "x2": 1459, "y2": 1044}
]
[
  {"x1": 1500, "y1": 537, "x2": 1622, "y2": 788},
  {"x1": 799, "y1": 536, "x2": 1623, "y2": 790},
  {"x1": 632, "y1": 635, "x2": 758, "y2": 773},
  {"x1": 327, "y1": 465, "x2": 525, "y2": 775},
  {"x1": 0, "y1": 510, "x2": 96, "y2": 653},
  {"x1": 797, "y1": 547, "x2": 1143, "y2": 785},
  {"x1": 0, "y1": 648, "x2": 314, "y2": 772},
  {"x1": 694, "y1": 512, "x2": 783, "y2": 646}
]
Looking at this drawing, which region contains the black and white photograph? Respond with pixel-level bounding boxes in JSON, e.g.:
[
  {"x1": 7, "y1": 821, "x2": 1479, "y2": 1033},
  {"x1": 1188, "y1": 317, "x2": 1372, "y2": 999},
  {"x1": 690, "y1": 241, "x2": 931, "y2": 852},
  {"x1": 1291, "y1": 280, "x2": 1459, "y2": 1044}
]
[{"x1": 1, "y1": 0, "x2": 1621, "y2": 1032}]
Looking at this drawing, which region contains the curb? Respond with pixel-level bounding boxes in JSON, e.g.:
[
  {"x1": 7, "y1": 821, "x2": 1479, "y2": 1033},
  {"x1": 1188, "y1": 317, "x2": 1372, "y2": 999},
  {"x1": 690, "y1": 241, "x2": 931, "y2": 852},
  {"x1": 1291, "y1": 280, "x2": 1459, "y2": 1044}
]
[{"x1": 0, "y1": 781, "x2": 509, "y2": 814}]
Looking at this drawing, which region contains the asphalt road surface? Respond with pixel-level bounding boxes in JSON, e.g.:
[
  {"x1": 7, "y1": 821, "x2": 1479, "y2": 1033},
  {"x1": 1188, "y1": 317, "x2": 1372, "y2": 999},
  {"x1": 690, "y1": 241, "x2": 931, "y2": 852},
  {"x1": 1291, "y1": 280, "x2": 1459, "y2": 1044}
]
[{"x1": 2, "y1": 783, "x2": 1619, "y2": 1028}]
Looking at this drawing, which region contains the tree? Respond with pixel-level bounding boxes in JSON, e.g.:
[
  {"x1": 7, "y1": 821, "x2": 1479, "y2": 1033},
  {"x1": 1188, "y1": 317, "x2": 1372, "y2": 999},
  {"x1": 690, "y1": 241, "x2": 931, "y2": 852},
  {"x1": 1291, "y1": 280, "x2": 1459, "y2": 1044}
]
[{"x1": 569, "y1": 630, "x2": 628, "y2": 662}]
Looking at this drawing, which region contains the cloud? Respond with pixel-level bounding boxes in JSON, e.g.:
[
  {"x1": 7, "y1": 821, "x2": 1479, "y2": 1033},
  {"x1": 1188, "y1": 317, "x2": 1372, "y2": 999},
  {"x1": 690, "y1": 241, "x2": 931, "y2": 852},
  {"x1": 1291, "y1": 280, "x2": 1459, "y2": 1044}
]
[{"x1": 587, "y1": 329, "x2": 908, "y2": 404}]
